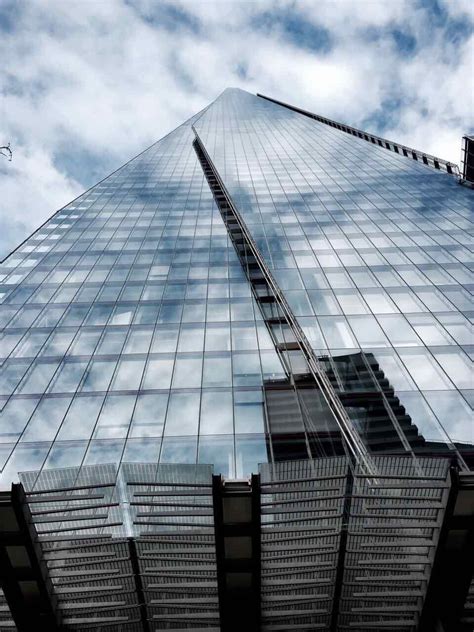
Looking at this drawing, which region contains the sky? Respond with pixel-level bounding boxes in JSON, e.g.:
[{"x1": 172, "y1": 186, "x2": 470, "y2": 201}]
[{"x1": 0, "y1": 0, "x2": 473, "y2": 259}]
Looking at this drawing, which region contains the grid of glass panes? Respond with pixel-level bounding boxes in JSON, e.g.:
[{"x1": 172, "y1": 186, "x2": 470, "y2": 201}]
[
  {"x1": 0, "y1": 110, "x2": 289, "y2": 485},
  {"x1": 194, "y1": 89, "x2": 473, "y2": 452}
]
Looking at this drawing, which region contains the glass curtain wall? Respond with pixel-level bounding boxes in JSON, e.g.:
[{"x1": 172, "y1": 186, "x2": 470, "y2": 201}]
[
  {"x1": 0, "y1": 88, "x2": 472, "y2": 489},
  {"x1": 194, "y1": 89, "x2": 473, "y2": 462},
  {"x1": 0, "y1": 106, "x2": 286, "y2": 485}
]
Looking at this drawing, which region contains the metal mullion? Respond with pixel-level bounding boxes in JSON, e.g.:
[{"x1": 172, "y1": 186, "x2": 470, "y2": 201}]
[
  {"x1": 133, "y1": 520, "x2": 214, "y2": 528},
  {"x1": 26, "y1": 482, "x2": 115, "y2": 495},
  {"x1": 260, "y1": 475, "x2": 346, "y2": 486},
  {"x1": 133, "y1": 490, "x2": 211, "y2": 497},
  {"x1": 127, "y1": 482, "x2": 212, "y2": 488},
  {"x1": 262, "y1": 505, "x2": 343, "y2": 515},
  {"x1": 58, "y1": 600, "x2": 131, "y2": 611},
  {"x1": 48, "y1": 557, "x2": 129, "y2": 569},
  {"x1": 27, "y1": 493, "x2": 106, "y2": 503},
  {"x1": 135, "y1": 509, "x2": 213, "y2": 517},
  {"x1": 261, "y1": 525, "x2": 339, "y2": 534},
  {"x1": 56, "y1": 586, "x2": 132, "y2": 595},
  {"x1": 353, "y1": 474, "x2": 448, "y2": 481},
  {"x1": 35, "y1": 521, "x2": 123, "y2": 534},
  {"x1": 140, "y1": 547, "x2": 214, "y2": 555},
  {"x1": 262, "y1": 550, "x2": 337, "y2": 562},
  {"x1": 192, "y1": 131, "x2": 375, "y2": 474},
  {"x1": 262, "y1": 594, "x2": 330, "y2": 603},
  {"x1": 261, "y1": 493, "x2": 344, "y2": 506},
  {"x1": 31, "y1": 502, "x2": 120, "y2": 516},
  {"x1": 33, "y1": 513, "x2": 110, "y2": 524},
  {"x1": 350, "y1": 513, "x2": 440, "y2": 520},
  {"x1": 261, "y1": 513, "x2": 341, "y2": 525},
  {"x1": 146, "y1": 582, "x2": 217, "y2": 589},
  {"x1": 136, "y1": 537, "x2": 215, "y2": 545},
  {"x1": 41, "y1": 537, "x2": 124, "y2": 550},
  {"x1": 263, "y1": 544, "x2": 337, "y2": 553},
  {"x1": 45, "y1": 551, "x2": 121, "y2": 561},
  {"x1": 139, "y1": 555, "x2": 215, "y2": 564}
]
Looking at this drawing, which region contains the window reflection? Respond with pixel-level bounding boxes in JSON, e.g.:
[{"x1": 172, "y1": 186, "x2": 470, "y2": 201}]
[
  {"x1": 56, "y1": 395, "x2": 103, "y2": 440},
  {"x1": 164, "y1": 392, "x2": 200, "y2": 436},
  {"x1": 200, "y1": 391, "x2": 233, "y2": 434},
  {"x1": 160, "y1": 436, "x2": 197, "y2": 464},
  {"x1": 130, "y1": 393, "x2": 167, "y2": 438},
  {"x1": 235, "y1": 435, "x2": 267, "y2": 478},
  {"x1": 198, "y1": 435, "x2": 234, "y2": 477}
]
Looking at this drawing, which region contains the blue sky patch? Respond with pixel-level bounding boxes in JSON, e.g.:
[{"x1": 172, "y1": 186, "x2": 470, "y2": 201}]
[
  {"x1": 125, "y1": 0, "x2": 201, "y2": 33},
  {"x1": 253, "y1": 9, "x2": 332, "y2": 54}
]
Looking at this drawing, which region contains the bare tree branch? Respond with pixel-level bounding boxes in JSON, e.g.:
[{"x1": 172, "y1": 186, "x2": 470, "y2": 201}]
[{"x1": 0, "y1": 143, "x2": 13, "y2": 161}]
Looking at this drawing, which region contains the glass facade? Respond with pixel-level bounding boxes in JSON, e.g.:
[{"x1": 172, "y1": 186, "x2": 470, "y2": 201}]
[{"x1": 0, "y1": 88, "x2": 472, "y2": 489}]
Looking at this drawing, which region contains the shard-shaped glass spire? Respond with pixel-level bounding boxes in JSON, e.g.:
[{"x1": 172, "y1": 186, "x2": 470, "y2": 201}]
[{"x1": 0, "y1": 88, "x2": 472, "y2": 489}]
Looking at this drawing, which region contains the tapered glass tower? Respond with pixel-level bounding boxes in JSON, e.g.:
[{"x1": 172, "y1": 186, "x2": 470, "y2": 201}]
[
  {"x1": 0, "y1": 88, "x2": 472, "y2": 631},
  {"x1": 1, "y1": 88, "x2": 472, "y2": 484}
]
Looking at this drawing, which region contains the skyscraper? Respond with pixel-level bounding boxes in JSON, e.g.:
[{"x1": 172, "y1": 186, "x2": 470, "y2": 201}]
[{"x1": 0, "y1": 88, "x2": 472, "y2": 631}]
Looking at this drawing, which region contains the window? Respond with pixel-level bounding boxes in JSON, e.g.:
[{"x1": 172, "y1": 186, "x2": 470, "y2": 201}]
[
  {"x1": 200, "y1": 391, "x2": 233, "y2": 434},
  {"x1": 164, "y1": 392, "x2": 200, "y2": 436}
]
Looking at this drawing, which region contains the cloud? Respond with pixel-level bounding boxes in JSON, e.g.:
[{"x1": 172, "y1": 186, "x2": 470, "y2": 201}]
[{"x1": 0, "y1": 0, "x2": 472, "y2": 258}]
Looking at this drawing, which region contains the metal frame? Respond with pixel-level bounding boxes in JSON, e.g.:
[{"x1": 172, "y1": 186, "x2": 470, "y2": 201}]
[
  {"x1": 257, "y1": 93, "x2": 460, "y2": 178},
  {"x1": 192, "y1": 130, "x2": 375, "y2": 476}
]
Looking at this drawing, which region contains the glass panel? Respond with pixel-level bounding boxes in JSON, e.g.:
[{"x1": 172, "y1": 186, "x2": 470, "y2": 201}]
[
  {"x1": 56, "y1": 395, "x2": 103, "y2": 440},
  {"x1": 0, "y1": 398, "x2": 39, "y2": 442},
  {"x1": 235, "y1": 435, "x2": 267, "y2": 478},
  {"x1": 172, "y1": 356, "x2": 202, "y2": 389},
  {"x1": 69, "y1": 330, "x2": 102, "y2": 355},
  {"x1": 151, "y1": 325, "x2": 179, "y2": 353},
  {"x1": 233, "y1": 352, "x2": 262, "y2": 386},
  {"x1": 398, "y1": 349, "x2": 453, "y2": 390},
  {"x1": 164, "y1": 392, "x2": 200, "y2": 436},
  {"x1": 334, "y1": 289, "x2": 369, "y2": 315},
  {"x1": 431, "y1": 348, "x2": 472, "y2": 390},
  {"x1": 95, "y1": 328, "x2": 127, "y2": 355},
  {"x1": 80, "y1": 360, "x2": 116, "y2": 392},
  {"x1": 94, "y1": 394, "x2": 136, "y2": 438},
  {"x1": 124, "y1": 327, "x2": 154, "y2": 354},
  {"x1": 21, "y1": 397, "x2": 71, "y2": 442},
  {"x1": 423, "y1": 391, "x2": 473, "y2": 444},
  {"x1": 319, "y1": 316, "x2": 358, "y2": 349},
  {"x1": 205, "y1": 324, "x2": 231, "y2": 351},
  {"x1": 142, "y1": 357, "x2": 174, "y2": 390},
  {"x1": 10, "y1": 332, "x2": 49, "y2": 359},
  {"x1": 234, "y1": 391, "x2": 265, "y2": 434},
  {"x1": 84, "y1": 439, "x2": 124, "y2": 465},
  {"x1": 44, "y1": 441, "x2": 87, "y2": 469},
  {"x1": 407, "y1": 314, "x2": 455, "y2": 346},
  {"x1": 377, "y1": 315, "x2": 422, "y2": 347},
  {"x1": 308, "y1": 290, "x2": 341, "y2": 315},
  {"x1": 231, "y1": 323, "x2": 258, "y2": 351},
  {"x1": 0, "y1": 444, "x2": 50, "y2": 485},
  {"x1": 17, "y1": 361, "x2": 60, "y2": 395},
  {"x1": 361, "y1": 289, "x2": 398, "y2": 314},
  {"x1": 198, "y1": 435, "x2": 234, "y2": 477},
  {"x1": 110, "y1": 358, "x2": 146, "y2": 391},
  {"x1": 160, "y1": 436, "x2": 197, "y2": 464},
  {"x1": 130, "y1": 393, "x2": 168, "y2": 438},
  {"x1": 202, "y1": 354, "x2": 232, "y2": 387},
  {"x1": 200, "y1": 391, "x2": 233, "y2": 434},
  {"x1": 178, "y1": 325, "x2": 205, "y2": 352},
  {"x1": 123, "y1": 438, "x2": 161, "y2": 463},
  {"x1": 48, "y1": 360, "x2": 88, "y2": 393},
  {"x1": 347, "y1": 315, "x2": 390, "y2": 347}
]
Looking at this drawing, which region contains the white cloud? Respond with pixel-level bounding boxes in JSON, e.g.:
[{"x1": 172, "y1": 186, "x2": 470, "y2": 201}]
[{"x1": 0, "y1": 0, "x2": 472, "y2": 257}]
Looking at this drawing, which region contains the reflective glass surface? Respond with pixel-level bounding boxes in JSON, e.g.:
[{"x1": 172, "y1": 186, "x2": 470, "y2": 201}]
[
  {"x1": 194, "y1": 88, "x2": 473, "y2": 454},
  {"x1": 0, "y1": 88, "x2": 472, "y2": 485}
]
